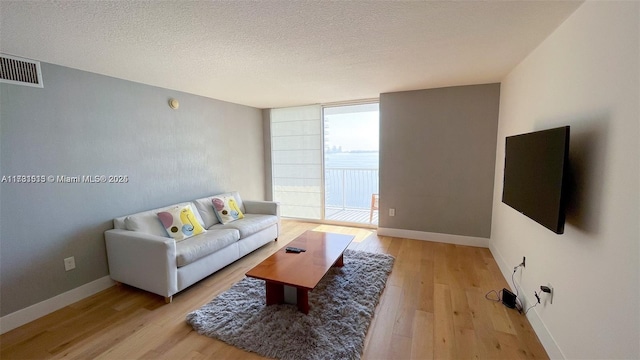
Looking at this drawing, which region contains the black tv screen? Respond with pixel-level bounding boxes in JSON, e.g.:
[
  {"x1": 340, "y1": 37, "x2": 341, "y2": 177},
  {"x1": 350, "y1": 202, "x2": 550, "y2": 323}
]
[{"x1": 502, "y1": 126, "x2": 570, "y2": 234}]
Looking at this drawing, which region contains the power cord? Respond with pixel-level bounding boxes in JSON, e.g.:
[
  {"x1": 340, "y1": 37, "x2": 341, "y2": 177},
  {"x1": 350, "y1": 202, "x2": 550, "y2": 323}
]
[
  {"x1": 512, "y1": 264, "x2": 549, "y2": 315},
  {"x1": 484, "y1": 289, "x2": 502, "y2": 302},
  {"x1": 485, "y1": 261, "x2": 528, "y2": 313},
  {"x1": 511, "y1": 266, "x2": 524, "y2": 313},
  {"x1": 525, "y1": 291, "x2": 541, "y2": 314}
]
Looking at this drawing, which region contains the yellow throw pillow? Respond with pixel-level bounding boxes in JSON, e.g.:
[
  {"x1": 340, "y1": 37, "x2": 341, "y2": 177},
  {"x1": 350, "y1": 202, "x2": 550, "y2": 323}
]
[
  {"x1": 212, "y1": 195, "x2": 245, "y2": 224},
  {"x1": 157, "y1": 205, "x2": 206, "y2": 241}
]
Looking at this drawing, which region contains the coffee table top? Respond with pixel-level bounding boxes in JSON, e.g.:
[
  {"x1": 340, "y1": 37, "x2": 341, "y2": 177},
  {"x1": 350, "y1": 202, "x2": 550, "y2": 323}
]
[{"x1": 245, "y1": 231, "x2": 354, "y2": 290}]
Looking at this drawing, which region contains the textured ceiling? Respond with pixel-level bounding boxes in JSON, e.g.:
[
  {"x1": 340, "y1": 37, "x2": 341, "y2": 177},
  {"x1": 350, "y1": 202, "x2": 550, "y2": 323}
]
[{"x1": 0, "y1": 1, "x2": 582, "y2": 109}]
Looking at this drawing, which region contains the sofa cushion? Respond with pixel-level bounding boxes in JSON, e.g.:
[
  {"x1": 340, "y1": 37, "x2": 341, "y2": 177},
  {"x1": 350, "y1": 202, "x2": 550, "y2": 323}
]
[
  {"x1": 157, "y1": 205, "x2": 206, "y2": 241},
  {"x1": 193, "y1": 197, "x2": 221, "y2": 229},
  {"x1": 175, "y1": 229, "x2": 240, "y2": 267},
  {"x1": 124, "y1": 202, "x2": 204, "y2": 237},
  {"x1": 211, "y1": 214, "x2": 279, "y2": 238}
]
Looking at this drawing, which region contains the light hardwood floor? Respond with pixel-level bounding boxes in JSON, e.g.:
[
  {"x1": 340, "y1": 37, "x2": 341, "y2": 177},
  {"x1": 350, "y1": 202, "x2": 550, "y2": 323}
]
[{"x1": 1, "y1": 220, "x2": 548, "y2": 359}]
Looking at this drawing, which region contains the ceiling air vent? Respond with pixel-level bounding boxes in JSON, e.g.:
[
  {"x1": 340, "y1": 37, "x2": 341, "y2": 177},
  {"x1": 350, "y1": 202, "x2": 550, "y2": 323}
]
[{"x1": 0, "y1": 54, "x2": 43, "y2": 88}]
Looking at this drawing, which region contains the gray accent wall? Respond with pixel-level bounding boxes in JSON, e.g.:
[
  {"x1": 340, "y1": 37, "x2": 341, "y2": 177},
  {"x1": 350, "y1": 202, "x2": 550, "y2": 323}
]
[
  {"x1": 379, "y1": 84, "x2": 500, "y2": 238},
  {"x1": 262, "y1": 108, "x2": 273, "y2": 200},
  {"x1": 0, "y1": 62, "x2": 265, "y2": 316}
]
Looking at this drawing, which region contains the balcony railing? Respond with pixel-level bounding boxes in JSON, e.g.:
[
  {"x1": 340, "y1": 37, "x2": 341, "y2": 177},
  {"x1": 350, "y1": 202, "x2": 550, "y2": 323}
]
[{"x1": 325, "y1": 167, "x2": 379, "y2": 211}]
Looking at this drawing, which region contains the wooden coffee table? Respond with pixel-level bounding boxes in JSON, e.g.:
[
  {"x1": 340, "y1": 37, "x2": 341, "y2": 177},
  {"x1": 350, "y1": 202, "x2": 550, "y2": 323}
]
[{"x1": 245, "y1": 230, "x2": 354, "y2": 314}]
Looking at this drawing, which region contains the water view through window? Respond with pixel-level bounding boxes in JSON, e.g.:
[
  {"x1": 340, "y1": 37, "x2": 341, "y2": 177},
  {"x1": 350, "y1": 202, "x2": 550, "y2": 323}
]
[{"x1": 323, "y1": 103, "x2": 379, "y2": 225}]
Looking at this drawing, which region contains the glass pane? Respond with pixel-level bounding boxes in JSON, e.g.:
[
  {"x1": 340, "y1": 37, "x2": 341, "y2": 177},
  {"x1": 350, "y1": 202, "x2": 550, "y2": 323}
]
[{"x1": 324, "y1": 103, "x2": 380, "y2": 225}]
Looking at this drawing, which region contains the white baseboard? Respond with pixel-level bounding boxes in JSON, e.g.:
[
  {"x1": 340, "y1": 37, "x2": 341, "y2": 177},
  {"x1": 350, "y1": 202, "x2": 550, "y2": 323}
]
[
  {"x1": 0, "y1": 275, "x2": 115, "y2": 335},
  {"x1": 489, "y1": 244, "x2": 565, "y2": 359},
  {"x1": 376, "y1": 227, "x2": 489, "y2": 248}
]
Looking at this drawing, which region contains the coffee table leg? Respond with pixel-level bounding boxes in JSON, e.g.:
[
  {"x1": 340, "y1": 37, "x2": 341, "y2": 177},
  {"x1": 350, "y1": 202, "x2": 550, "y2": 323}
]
[
  {"x1": 297, "y1": 288, "x2": 309, "y2": 314},
  {"x1": 266, "y1": 282, "x2": 309, "y2": 314},
  {"x1": 265, "y1": 282, "x2": 284, "y2": 305},
  {"x1": 334, "y1": 253, "x2": 344, "y2": 267}
]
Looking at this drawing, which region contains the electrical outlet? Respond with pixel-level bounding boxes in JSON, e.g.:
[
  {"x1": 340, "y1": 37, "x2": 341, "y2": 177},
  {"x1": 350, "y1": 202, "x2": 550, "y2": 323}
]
[
  {"x1": 389, "y1": 208, "x2": 395, "y2": 216},
  {"x1": 64, "y1": 256, "x2": 76, "y2": 271},
  {"x1": 540, "y1": 283, "x2": 554, "y2": 305}
]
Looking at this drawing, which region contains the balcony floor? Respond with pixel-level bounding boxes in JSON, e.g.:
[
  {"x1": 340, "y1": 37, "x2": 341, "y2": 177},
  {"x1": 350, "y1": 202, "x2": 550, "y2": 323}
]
[{"x1": 325, "y1": 207, "x2": 378, "y2": 226}]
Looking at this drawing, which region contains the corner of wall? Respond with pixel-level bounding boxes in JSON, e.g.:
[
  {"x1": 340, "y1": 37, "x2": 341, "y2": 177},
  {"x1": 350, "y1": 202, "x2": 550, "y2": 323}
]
[
  {"x1": 262, "y1": 109, "x2": 273, "y2": 200},
  {"x1": 488, "y1": 243, "x2": 565, "y2": 359}
]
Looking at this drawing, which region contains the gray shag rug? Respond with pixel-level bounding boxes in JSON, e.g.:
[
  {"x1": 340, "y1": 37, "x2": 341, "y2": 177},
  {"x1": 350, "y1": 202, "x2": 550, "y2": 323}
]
[{"x1": 186, "y1": 249, "x2": 395, "y2": 360}]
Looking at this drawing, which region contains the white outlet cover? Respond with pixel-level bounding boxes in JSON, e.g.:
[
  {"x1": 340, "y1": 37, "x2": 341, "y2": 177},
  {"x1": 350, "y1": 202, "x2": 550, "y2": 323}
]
[{"x1": 64, "y1": 256, "x2": 76, "y2": 271}]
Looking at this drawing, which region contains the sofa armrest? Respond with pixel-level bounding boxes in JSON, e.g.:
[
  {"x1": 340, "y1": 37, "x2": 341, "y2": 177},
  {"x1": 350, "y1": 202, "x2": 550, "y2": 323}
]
[
  {"x1": 243, "y1": 200, "x2": 281, "y2": 237},
  {"x1": 243, "y1": 200, "x2": 280, "y2": 217},
  {"x1": 104, "y1": 229, "x2": 178, "y2": 297}
]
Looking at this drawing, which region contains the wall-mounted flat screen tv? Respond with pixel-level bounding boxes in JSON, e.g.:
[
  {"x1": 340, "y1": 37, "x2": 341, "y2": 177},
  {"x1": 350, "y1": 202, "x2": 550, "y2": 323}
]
[{"x1": 502, "y1": 126, "x2": 570, "y2": 234}]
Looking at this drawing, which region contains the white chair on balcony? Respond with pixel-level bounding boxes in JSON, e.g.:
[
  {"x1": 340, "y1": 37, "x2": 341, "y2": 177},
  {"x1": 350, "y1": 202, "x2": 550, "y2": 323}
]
[{"x1": 369, "y1": 194, "x2": 379, "y2": 223}]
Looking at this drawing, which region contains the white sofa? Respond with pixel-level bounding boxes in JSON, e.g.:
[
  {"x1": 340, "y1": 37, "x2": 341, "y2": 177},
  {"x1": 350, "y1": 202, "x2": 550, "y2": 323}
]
[{"x1": 104, "y1": 192, "x2": 280, "y2": 302}]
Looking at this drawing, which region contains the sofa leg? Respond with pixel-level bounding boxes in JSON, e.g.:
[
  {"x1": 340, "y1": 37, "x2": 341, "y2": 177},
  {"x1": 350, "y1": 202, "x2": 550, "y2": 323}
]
[{"x1": 164, "y1": 296, "x2": 173, "y2": 304}]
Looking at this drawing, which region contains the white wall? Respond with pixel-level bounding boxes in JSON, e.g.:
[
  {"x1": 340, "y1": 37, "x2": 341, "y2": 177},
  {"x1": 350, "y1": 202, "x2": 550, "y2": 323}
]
[{"x1": 490, "y1": 2, "x2": 639, "y2": 359}]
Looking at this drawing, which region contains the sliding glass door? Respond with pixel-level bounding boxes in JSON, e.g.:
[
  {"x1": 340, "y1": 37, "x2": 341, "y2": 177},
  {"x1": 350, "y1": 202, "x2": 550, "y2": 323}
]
[
  {"x1": 323, "y1": 103, "x2": 379, "y2": 225},
  {"x1": 270, "y1": 102, "x2": 379, "y2": 225}
]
